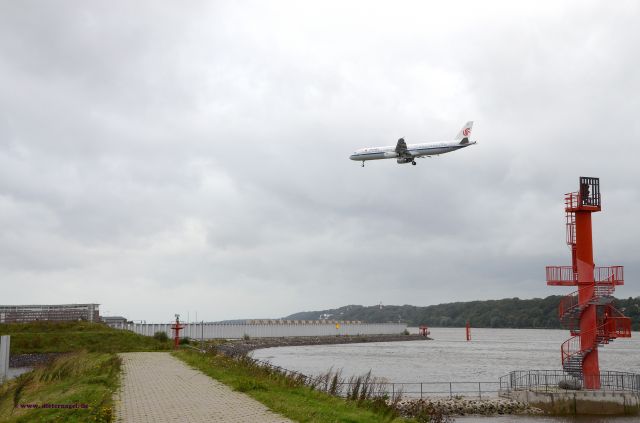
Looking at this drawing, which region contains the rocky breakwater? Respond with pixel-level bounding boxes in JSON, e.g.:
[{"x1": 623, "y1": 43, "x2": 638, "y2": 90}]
[
  {"x1": 9, "y1": 353, "x2": 63, "y2": 368},
  {"x1": 395, "y1": 397, "x2": 545, "y2": 417},
  {"x1": 211, "y1": 334, "x2": 431, "y2": 357}
]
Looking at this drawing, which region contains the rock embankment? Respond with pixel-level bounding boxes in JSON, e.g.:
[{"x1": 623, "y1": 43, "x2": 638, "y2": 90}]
[
  {"x1": 211, "y1": 334, "x2": 431, "y2": 356},
  {"x1": 9, "y1": 353, "x2": 63, "y2": 368},
  {"x1": 395, "y1": 397, "x2": 544, "y2": 417}
]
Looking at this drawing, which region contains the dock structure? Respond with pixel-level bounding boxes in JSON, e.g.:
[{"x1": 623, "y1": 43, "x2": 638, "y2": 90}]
[{"x1": 545, "y1": 177, "x2": 631, "y2": 388}]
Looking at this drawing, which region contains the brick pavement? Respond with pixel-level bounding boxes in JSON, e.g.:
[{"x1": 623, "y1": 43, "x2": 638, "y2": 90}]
[{"x1": 114, "y1": 352, "x2": 293, "y2": 423}]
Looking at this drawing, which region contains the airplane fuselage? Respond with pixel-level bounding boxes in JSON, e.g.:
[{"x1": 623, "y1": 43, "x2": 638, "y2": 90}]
[{"x1": 349, "y1": 139, "x2": 475, "y2": 163}]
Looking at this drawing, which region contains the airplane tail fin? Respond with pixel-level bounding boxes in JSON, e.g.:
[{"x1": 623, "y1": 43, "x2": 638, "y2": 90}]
[{"x1": 455, "y1": 121, "x2": 474, "y2": 144}]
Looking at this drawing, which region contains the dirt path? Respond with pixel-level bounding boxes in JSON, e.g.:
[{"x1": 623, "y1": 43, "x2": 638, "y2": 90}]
[{"x1": 114, "y1": 352, "x2": 293, "y2": 422}]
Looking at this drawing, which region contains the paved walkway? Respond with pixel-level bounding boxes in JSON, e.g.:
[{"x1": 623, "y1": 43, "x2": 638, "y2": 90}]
[{"x1": 114, "y1": 352, "x2": 293, "y2": 423}]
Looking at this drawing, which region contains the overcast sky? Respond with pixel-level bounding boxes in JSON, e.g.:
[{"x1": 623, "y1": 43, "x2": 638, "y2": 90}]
[{"x1": 1, "y1": 1, "x2": 639, "y2": 322}]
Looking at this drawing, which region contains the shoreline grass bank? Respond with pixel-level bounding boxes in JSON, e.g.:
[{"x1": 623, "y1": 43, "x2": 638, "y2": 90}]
[
  {"x1": 0, "y1": 351, "x2": 119, "y2": 422},
  {"x1": 0, "y1": 321, "x2": 171, "y2": 422},
  {"x1": 174, "y1": 349, "x2": 416, "y2": 423},
  {"x1": 1, "y1": 321, "x2": 172, "y2": 355}
]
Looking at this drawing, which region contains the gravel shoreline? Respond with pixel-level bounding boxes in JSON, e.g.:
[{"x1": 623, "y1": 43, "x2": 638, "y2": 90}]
[
  {"x1": 396, "y1": 397, "x2": 544, "y2": 417},
  {"x1": 211, "y1": 334, "x2": 431, "y2": 356}
]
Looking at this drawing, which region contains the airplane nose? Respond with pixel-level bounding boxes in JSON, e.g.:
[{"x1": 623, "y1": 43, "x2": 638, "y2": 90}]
[{"x1": 349, "y1": 154, "x2": 357, "y2": 160}]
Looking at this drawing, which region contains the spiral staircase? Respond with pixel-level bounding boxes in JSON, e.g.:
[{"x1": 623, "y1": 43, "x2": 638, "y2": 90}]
[{"x1": 546, "y1": 180, "x2": 631, "y2": 383}]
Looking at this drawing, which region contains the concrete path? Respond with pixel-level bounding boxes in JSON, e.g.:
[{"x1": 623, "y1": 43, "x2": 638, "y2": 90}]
[{"x1": 114, "y1": 352, "x2": 293, "y2": 423}]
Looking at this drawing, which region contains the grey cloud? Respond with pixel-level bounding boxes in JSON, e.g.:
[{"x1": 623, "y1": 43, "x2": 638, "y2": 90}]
[{"x1": 1, "y1": 1, "x2": 639, "y2": 321}]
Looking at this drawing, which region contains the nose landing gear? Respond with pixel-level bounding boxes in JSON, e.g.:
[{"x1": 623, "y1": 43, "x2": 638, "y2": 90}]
[{"x1": 362, "y1": 161, "x2": 365, "y2": 167}]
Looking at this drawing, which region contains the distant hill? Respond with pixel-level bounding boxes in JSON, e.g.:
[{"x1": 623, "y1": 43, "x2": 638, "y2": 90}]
[{"x1": 284, "y1": 296, "x2": 640, "y2": 330}]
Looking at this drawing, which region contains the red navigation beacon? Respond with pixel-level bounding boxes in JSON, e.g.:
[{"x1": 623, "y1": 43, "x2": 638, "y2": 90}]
[
  {"x1": 171, "y1": 314, "x2": 185, "y2": 350},
  {"x1": 546, "y1": 177, "x2": 631, "y2": 389}
]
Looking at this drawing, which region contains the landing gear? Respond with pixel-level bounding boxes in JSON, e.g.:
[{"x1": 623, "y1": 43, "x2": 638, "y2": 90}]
[
  {"x1": 361, "y1": 161, "x2": 365, "y2": 167},
  {"x1": 411, "y1": 161, "x2": 417, "y2": 165}
]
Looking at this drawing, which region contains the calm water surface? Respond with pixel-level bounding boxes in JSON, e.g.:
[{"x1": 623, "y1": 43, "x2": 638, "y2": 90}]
[
  {"x1": 252, "y1": 328, "x2": 640, "y2": 422},
  {"x1": 252, "y1": 328, "x2": 640, "y2": 383}
]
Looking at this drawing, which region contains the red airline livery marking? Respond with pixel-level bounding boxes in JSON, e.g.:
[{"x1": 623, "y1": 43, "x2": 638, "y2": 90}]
[{"x1": 463, "y1": 128, "x2": 471, "y2": 136}]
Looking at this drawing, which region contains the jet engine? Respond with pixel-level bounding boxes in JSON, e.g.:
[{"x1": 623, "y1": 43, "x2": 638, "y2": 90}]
[{"x1": 396, "y1": 157, "x2": 413, "y2": 164}]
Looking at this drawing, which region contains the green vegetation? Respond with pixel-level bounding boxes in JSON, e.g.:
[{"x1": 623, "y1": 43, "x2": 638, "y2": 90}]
[
  {"x1": 286, "y1": 296, "x2": 640, "y2": 331},
  {"x1": 174, "y1": 350, "x2": 414, "y2": 423},
  {"x1": 0, "y1": 351, "x2": 119, "y2": 422},
  {"x1": 0, "y1": 321, "x2": 172, "y2": 422},
  {"x1": 1, "y1": 321, "x2": 172, "y2": 354},
  {"x1": 153, "y1": 331, "x2": 168, "y2": 342}
]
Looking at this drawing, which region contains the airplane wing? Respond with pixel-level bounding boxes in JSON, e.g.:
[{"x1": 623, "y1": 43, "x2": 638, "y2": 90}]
[{"x1": 395, "y1": 138, "x2": 408, "y2": 156}]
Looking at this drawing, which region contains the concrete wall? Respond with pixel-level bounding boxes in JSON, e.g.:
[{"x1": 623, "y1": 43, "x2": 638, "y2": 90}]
[
  {"x1": 505, "y1": 389, "x2": 640, "y2": 415},
  {"x1": 111, "y1": 322, "x2": 407, "y2": 339},
  {"x1": 0, "y1": 335, "x2": 9, "y2": 384}
]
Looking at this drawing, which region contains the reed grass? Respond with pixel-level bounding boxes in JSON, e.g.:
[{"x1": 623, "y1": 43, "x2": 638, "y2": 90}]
[
  {"x1": 174, "y1": 349, "x2": 414, "y2": 423},
  {"x1": 0, "y1": 351, "x2": 120, "y2": 422}
]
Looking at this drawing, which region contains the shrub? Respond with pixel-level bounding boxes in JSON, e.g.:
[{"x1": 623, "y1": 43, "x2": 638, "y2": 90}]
[
  {"x1": 179, "y1": 337, "x2": 191, "y2": 345},
  {"x1": 153, "y1": 331, "x2": 168, "y2": 342}
]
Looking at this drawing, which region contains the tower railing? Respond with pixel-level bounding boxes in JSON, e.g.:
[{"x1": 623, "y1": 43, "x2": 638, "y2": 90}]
[
  {"x1": 546, "y1": 265, "x2": 624, "y2": 286},
  {"x1": 565, "y1": 190, "x2": 601, "y2": 211},
  {"x1": 594, "y1": 266, "x2": 624, "y2": 285}
]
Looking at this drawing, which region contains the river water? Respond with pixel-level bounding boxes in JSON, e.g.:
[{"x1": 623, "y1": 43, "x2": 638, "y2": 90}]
[{"x1": 251, "y1": 328, "x2": 640, "y2": 422}]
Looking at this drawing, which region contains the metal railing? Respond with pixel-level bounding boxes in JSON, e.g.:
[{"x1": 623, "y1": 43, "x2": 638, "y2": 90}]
[
  {"x1": 245, "y1": 356, "x2": 500, "y2": 398},
  {"x1": 546, "y1": 266, "x2": 576, "y2": 284},
  {"x1": 558, "y1": 282, "x2": 617, "y2": 323},
  {"x1": 594, "y1": 266, "x2": 624, "y2": 285},
  {"x1": 500, "y1": 370, "x2": 640, "y2": 394},
  {"x1": 546, "y1": 266, "x2": 624, "y2": 285},
  {"x1": 565, "y1": 190, "x2": 601, "y2": 210},
  {"x1": 334, "y1": 381, "x2": 500, "y2": 399}
]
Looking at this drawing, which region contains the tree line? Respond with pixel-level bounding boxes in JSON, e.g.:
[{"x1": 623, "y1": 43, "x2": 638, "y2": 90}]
[{"x1": 285, "y1": 296, "x2": 640, "y2": 331}]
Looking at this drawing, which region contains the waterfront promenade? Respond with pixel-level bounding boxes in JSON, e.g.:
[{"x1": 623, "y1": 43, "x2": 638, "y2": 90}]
[{"x1": 114, "y1": 352, "x2": 292, "y2": 423}]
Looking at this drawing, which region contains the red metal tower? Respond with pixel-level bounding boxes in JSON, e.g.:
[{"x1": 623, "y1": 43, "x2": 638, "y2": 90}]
[
  {"x1": 171, "y1": 314, "x2": 185, "y2": 350},
  {"x1": 546, "y1": 177, "x2": 631, "y2": 388}
]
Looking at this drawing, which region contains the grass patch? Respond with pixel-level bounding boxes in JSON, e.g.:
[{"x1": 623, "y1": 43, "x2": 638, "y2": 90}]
[
  {"x1": 1, "y1": 321, "x2": 172, "y2": 354},
  {"x1": 174, "y1": 350, "x2": 414, "y2": 423},
  {"x1": 0, "y1": 351, "x2": 120, "y2": 422}
]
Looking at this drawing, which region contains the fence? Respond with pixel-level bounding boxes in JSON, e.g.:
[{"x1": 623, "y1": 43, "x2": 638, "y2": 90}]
[
  {"x1": 246, "y1": 355, "x2": 499, "y2": 399},
  {"x1": 111, "y1": 322, "x2": 407, "y2": 339},
  {"x1": 334, "y1": 381, "x2": 500, "y2": 399},
  {"x1": 500, "y1": 370, "x2": 640, "y2": 394}
]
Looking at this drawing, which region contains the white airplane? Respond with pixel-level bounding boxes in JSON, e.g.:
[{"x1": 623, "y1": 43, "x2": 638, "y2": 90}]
[{"x1": 349, "y1": 121, "x2": 476, "y2": 167}]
